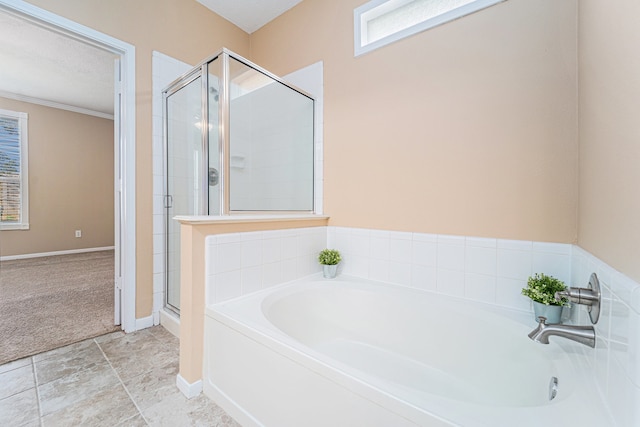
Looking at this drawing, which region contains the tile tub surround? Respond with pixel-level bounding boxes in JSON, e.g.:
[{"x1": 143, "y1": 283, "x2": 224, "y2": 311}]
[
  {"x1": 205, "y1": 226, "x2": 328, "y2": 305},
  {"x1": 326, "y1": 226, "x2": 572, "y2": 312},
  {"x1": 0, "y1": 326, "x2": 239, "y2": 427},
  {"x1": 572, "y1": 246, "x2": 640, "y2": 427},
  {"x1": 205, "y1": 226, "x2": 571, "y2": 311}
]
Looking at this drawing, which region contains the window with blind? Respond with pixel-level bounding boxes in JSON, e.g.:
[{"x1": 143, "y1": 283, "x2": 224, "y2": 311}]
[
  {"x1": 0, "y1": 109, "x2": 29, "y2": 230},
  {"x1": 354, "y1": 0, "x2": 506, "y2": 56}
]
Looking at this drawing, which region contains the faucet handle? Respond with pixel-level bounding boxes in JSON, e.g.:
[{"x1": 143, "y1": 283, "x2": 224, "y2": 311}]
[
  {"x1": 554, "y1": 290, "x2": 570, "y2": 302},
  {"x1": 556, "y1": 273, "x2": 601, "y2": 325},
  {"x1": 537, "y1": 316, "x2": 547, "y2": 325},
  {"x1": 555, "y1": 288, "x2": 597, "y2": 305}
]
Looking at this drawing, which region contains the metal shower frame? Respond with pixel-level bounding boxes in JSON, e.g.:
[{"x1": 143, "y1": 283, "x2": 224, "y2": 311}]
[{"x1": 162, "y1": 47, "x2": 315, "y2": 216}]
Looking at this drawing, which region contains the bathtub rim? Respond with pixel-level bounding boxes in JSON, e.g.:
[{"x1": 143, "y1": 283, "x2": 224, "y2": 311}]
[{"x1": 213, "y1": 273, "x2": 539, "y2": 325}]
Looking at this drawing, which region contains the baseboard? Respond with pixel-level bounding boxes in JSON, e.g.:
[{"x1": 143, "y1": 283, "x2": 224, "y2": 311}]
[
  {"x1": 177, "y1": 374, "x2": 202, "y2": 399},
  {"x1": 0, "y1": 246, "x2": 115, "y2": 261},
  {"x1": 159, "y1": 309, "x2": 180, "y2": 338},
  {"x1": 135, "y1": 315, "x2": 154, "y2": 331}
]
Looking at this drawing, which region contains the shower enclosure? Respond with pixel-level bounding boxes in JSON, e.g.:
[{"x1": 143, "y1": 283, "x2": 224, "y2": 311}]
[{"x1": 163, "y1": 49, "x2": 315, "y2": 314}]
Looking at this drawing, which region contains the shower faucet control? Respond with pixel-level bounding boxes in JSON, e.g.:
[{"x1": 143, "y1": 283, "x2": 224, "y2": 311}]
[
  {"x1": 554, "y1": 273, "x2": 601, "y2": 324},
  {"x1": 528, "y1": 273, "x2": 601, "y2": 348}
]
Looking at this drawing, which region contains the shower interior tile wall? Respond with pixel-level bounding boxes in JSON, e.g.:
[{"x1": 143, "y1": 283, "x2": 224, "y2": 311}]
[
  {"x1": 205, "y1": 224, "x2": 640, "y2": 426},
  {"x1": 230, "y1": 83, "x2": 313, "y2": 211}
]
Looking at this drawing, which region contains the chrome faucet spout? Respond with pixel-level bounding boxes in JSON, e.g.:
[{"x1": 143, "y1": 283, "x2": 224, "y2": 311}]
[{"x1": 528, "y1": 316, "x2": 596, "y2": 348}]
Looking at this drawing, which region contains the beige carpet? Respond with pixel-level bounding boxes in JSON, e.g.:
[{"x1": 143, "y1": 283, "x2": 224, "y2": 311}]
[{"x1": 0, "y1": 250, "x2": 119, "y2": 365}]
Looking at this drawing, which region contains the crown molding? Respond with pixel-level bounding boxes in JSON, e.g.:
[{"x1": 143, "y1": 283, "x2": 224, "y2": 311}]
[{"x1": 0, "y1": 90, "x2": 114, "y2": 120}]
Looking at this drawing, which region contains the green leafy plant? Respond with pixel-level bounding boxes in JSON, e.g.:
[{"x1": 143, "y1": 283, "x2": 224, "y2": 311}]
[
  {"x1": 521, "y1": 273, "x2": 568, "y2": 306},
  {"x1": 318, "y1": 249, "x2": 341, "y2": 265}
]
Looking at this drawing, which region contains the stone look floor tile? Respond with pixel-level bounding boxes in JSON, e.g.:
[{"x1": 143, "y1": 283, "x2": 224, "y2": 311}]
[
  {"x1": 0, "y1": 387, "x2": 40, "y2": 427},
  {"x1": 35, "y1": 341, "x2": 108, "y2": 385},
  {"x1": 38, "y1": 358, "x2": 120, "y2": 416},
  {"x1": 148, "y1": 326, "x2": 179, "y2": 347},
  {"x1": 93, "y1": 330, "x2": 126, "y2": 344},
  {"x1": 0, "y1": 356, "x2": 31, "y2": 375},
  {"x1": 0, "y1": 326, "x2": 241, "y2": 427},
  {"x1": 114, "y1": 413, "x2": 149, "y2": 427},
  {"x1": 0, "y1": 363, "x2": 35, "y2": 400},
  {"x1": 123, "y1": 360, "x2": 180, "y2": 411},
  {"x1": 16, "y1": 419, "x2": 41, "y2": 427},
  {"x1": 100, "y1": 332, "x2": 165, "y2": 359},
  {"x1": 98, "y1": 329, "x2": 156, "y2": 358},
  {"x1": 41, "y1": 384, "x2": 139, "y2": 427},
  {"x1": 33, "y1": 338, "x2": 96, "y2": 362},
  {"x1": 103, "y1": 336, "x2": 178, "y2": 381},
  {"x1": 143, "y1": 392, "x2": 240, "y2": 427}
]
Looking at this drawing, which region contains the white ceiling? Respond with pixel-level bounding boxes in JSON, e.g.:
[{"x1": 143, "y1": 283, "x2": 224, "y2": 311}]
[
  {"x1": 197, "y1": 0, "x2": 304, "y2": 33},
  {"x1": 0, "y1": 9, "x2": 116, "y2": 117},
  {"x1": 0, "y1": 2, "x2": 302, "y2": 118}
]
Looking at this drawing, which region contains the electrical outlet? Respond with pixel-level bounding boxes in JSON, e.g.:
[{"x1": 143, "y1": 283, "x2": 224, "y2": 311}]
[{"x1": 75, "y1": 230, "x2": 82, "y2": 238}]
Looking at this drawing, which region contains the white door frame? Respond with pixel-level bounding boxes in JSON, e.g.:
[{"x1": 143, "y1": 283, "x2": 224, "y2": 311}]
[{"x1": 0, "y1": 0, "x2": 137, "y2": 332}]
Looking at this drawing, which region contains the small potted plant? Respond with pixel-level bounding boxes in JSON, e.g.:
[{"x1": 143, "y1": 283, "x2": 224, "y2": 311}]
[
  {"x1": 521, "y1": 273, "x2": 569, "y2": 323},
  {"x1": 318, "y1": 249, "x2": 341, "y2": 279}
]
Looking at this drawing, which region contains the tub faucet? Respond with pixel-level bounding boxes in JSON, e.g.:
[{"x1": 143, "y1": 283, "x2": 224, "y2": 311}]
[
  {"x1": 528, "y1": 273, "x2": 601, "y2": 348},
  {"x1": 528, "y1": 316, "x2": 596, "y2": 348},
  {"x1": 554, "y1": 272, "x2": 602, "y2": 324}
]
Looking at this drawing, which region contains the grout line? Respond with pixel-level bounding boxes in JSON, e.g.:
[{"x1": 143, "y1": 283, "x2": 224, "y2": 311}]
[
  {"x1": 94, "y1": 337, "x2": 150, "y2": 426},
  {"x1": 31, "y1": 357, "x2": 44, "y2": 426}
]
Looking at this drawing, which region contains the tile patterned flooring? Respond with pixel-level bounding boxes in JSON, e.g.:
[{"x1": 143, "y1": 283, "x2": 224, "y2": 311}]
[{"x1": 0, "y1": 326, "x2": 240, "y2": 426}]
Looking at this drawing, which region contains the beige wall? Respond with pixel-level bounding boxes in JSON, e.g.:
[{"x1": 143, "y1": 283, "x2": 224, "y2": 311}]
[
  {"x1": 578, "y1": 1, "x2": 640, "y2": 283},
  {"x1": 0, "y1": 97, "x2": 114, "y2": 256},
  {"x1": 25, "y1": 0, "x2": 251, "y2": 317},
  {"x1": 23, "y1": 0, "x2": 628, "y2": 319},
  {"x1": 251, "y1": 0, "x2": 578, "y2": 243}
]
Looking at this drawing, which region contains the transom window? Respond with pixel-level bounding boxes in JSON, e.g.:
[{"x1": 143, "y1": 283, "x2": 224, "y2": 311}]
[
  {"x1": 0, "y1": 108, "x2": 29, "y2": 230},
  {"x1": 354, "y1": 0, "x2": 506, "y2": 56}
]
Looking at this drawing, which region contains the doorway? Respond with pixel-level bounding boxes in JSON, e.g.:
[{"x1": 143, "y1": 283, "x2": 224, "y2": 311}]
[{"x1": 0, "y1": 1, "x2": 136, "y2": 334}]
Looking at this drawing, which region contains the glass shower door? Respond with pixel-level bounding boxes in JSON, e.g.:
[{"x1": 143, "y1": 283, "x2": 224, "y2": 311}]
[{"x1": 165, "y1": 75, "x2": 204, "y2": 313}]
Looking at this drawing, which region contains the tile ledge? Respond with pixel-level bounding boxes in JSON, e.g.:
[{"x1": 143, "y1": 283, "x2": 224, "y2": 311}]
[{"x1": 175, "y1": 214, "x2": 328, "y2": 225}]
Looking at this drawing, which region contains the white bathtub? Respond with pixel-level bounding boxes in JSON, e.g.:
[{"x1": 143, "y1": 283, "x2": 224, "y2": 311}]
[{"x1": 203, "y1": 275, "x2": 613, "y2": 426}]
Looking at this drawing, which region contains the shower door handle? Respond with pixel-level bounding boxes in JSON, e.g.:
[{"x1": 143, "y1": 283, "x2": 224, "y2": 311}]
[
  {"x1": 209, "y1": 168, "x2": 219, "y2": 186},
  {"x1": 164, "y1": 195, "x2": 173, "y2": 209}
]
